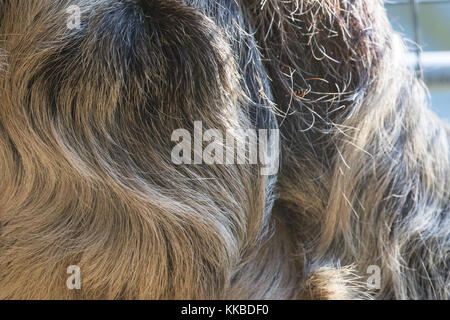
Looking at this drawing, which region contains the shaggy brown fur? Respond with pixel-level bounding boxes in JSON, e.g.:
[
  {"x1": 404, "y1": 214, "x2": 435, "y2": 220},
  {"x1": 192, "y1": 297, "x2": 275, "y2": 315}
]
[{"x1": 0, "y1": 0, "x2": 448, "y2": 299}]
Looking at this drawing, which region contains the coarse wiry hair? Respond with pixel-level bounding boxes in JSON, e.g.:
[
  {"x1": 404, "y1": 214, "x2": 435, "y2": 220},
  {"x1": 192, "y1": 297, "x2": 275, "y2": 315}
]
[{"x1": 0, "y1": 0, "x2": 448, "y2": 299}]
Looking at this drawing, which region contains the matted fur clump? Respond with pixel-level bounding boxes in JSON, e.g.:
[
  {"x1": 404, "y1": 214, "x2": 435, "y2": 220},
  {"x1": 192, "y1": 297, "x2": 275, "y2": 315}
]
[{"x1": 0, "y1": 0, "x2": 448, "y2": 299}]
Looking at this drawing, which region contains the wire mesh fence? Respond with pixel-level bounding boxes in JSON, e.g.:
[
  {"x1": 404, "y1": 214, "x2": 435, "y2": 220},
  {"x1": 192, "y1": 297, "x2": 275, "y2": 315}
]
[{"x1": 385, "y1": 0, "x2": 450, "y2": 87}]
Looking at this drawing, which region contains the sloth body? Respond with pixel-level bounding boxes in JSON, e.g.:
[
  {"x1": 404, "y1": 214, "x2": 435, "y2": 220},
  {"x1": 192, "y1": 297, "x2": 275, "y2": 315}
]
[{"x1": 0, "y1": 0, "x2": 448, "y2": 299}]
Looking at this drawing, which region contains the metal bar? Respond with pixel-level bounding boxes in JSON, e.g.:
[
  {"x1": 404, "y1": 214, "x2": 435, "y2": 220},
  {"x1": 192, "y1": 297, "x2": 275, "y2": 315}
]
[
  {"x1": 411, "y1": 0, "x2": 424, "y2": 79},
  {"x1": 407, "y1": 51, "x2": 450, "y2": 89}
]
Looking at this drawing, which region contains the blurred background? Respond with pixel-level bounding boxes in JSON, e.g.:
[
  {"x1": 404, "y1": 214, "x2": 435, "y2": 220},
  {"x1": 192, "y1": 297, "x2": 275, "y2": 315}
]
[{"x1": 385, "y1": 0, "x2": 450, "y2": 121}]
